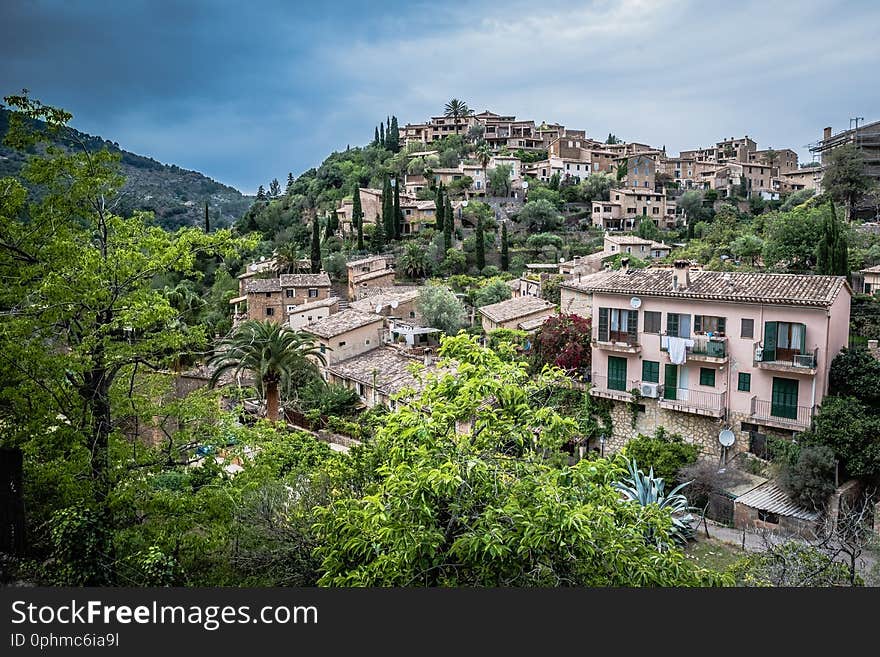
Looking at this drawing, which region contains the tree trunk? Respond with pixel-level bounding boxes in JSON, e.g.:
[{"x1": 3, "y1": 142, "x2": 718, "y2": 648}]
[
  {"x1": 266, "y1": 381, "x2": 280, "y2": 421},
  {"x1": 83, "y1": 366, "x2": 112, "y2": 503}
]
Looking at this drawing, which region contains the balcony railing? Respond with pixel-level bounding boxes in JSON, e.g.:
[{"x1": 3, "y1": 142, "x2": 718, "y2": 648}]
[
  {"x1": 750, "y1": 397, "x2": 814, "y2": 430},
  {"x1": 754, "y1": 343, "x2": 818, "y2": 372},
  {"x1": 661, "y1": 334, "x2": 728, "y2": 360},
  {"x1": 589, "y1": 374, "x2": 639, "y2": 401},
  {"x1": 594, "y1": 331, "x2": 640, "y2": 353},
  {"x1": 659, "y1": 387, "x2": 727, "y2": 417}
]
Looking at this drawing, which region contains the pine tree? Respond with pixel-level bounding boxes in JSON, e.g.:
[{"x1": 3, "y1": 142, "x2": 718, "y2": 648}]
[
  {"x1": 388, "y1": 116, "x2": 400, "y2": 153},
  {"x1": 393, "y1": 178, "x2": 402, "y2": 239},
  {"x1": 382, "y1": 177, "x2": 394, "y2": 239},
  {"x1": 374, "y1": 126, "x2": 380, "y2": 146},
  {"x1": 310, "y1": 216, "x2": 322, "y2": 274},
  {"x1": 475, "y1": 212, "x2": 485, "y2": 271},
  {"x1": 444, "y1": 195, "x2": 454, "y2": 252},
  {"x1": 352, "y1": 186, "x2": 364, "y2": 251},
  {"x1": 371, "y1": 215, "x2": 386, "y2": 252},
  {"x1": 286, "y1": 172, "x2": 294, "y2": 193},
  {"x1": 434, "y1": 183, "x2": 445, "y2": 232},
  {"x1": 256, "y1": 185, "x2": 266, "y2": 201},
  {"x1": 500, "y1": 222, "x2": 509, "y2": 271},
  {"x1": 269, "y1": 178, "x2": 281, "y2": 197},
  {"x1": 380, "y1": 122, "x2": 385, "y2": 148}
]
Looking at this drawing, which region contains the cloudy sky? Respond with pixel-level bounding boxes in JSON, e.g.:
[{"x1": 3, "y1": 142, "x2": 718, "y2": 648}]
[{"x1": 2, "y1": 0, "x2": 878, "y2": 194}]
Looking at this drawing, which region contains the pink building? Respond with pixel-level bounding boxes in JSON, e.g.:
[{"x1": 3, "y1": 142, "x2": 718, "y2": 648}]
[{"x1": 580, "y1": 261, "x2": 851, "y2": 457}]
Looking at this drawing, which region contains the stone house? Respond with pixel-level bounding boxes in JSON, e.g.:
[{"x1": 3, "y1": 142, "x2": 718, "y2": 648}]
[
  {"x1": 861, "y1": 264, "x2": 880, "y2": 295},
  {"x1": 287, "y1": 297, "x2": 339, "y2": 330},
  {"x1": 349, "y1": 288, "x2": 422, "y2": 325},
  {"x1": 580, "y1": 261, "x2": 851, "y2": 458},
  {"x1": 592, "y1": 188, "x2": 673, "y2": 230},
  {"x1": 478, "y1": 296, "x2": 557, "y2": 333},
  {"x1": 301, "y1": 310, "x2": 385, "y2": 366},
  {"x1": 347, "y1": 255, "x2": 395, "y2": 301}
]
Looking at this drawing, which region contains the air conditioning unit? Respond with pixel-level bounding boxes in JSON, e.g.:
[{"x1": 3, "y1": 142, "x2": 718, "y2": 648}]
[
  {"x1": 640, "y1": 382, "x2": 660, "y2": 398},
  {"x1": 754, "y1": 346, "x2": 764, "y2": 362}
]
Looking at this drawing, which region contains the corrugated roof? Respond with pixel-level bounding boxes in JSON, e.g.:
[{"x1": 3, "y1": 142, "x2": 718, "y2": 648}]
[
  {"x1": 479, "y1": 296, "x2": 556, "y2": 323},
  {"x1": 735, "y1": 481, "x2": 820, "y2": 521},
  {"x1": 573, "y1": 268, "x2": 848, "y2": 307},
  {"x1": 279, "y1": 273, "x2": 331, "y2": 288},
  {"x1": 301, "y1": 309, "x2": 383, "y2": 339}
]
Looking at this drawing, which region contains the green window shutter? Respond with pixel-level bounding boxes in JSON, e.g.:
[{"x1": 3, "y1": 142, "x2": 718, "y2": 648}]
[
  {"x1": 699, "y1": 367, "x2": 715, "y2": 387},
  {"x1": 737, "y1": 372, "x2": 751, "y2": 392},
  {"x1": 608, "y1": 356, "x2": 627, "y2": 391},
  {"x1": 718, "y1": 317, "x2": 726, "y2": 334},
  {"x1": 667, "y1": 313, "x2": 679, "y2": 337},
  {"x1": 642, "y1": 360, "x2": 659, "y2": 383},
  {"x1": 694, "y1": 315, "x2": 702, "y2": 333},
  {"x1": 663, "y1": 364, "x2": 678, "y2": 400},
  {"x1": 771, "y1": 377, "x2": 798, "y2": 419},
  {"x1": 598, "y1": 308, "x2": 609, "y2": 342},
  {"x1": 763, "y1": 321, "x2": 777, "y2": 361},
  {"x1": 798, "y1": 323, "x2": 806, "y2": 354},
  {"x1": 627, "y1": 310, "x2": 638, "y2": 342}
]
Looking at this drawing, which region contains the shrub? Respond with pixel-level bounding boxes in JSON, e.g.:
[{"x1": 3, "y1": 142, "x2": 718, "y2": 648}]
[
  {"x1": 779, "y1": 443, "x2": 837, "y2": 511},
  {"x1": 622, "y1": 427, "x2": 699, "y2": 482}
]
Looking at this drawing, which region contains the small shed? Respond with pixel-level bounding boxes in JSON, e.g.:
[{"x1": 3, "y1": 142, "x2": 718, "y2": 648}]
[{"x1": 733, "y1": 481, "x2": 821, "y2": 537}]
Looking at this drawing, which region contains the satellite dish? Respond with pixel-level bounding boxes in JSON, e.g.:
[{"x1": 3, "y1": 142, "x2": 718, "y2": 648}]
[
  {"x1": 630, "y1": 297, "x2": 642, "y2": 309},
  {"x1": 718, "y1": 428, "x2": 735, "y2": 447},
  {"x1": 390, "y1": 300, "x2": 399, "y2": 309},
  {"x1": 375, "y1": 304, "x2": 383, "y2": 314}
]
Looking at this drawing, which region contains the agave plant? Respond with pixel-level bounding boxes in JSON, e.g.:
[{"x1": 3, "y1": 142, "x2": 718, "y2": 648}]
[{"x1": 613, "y1": 459, "x2": 695, "y2": 546}]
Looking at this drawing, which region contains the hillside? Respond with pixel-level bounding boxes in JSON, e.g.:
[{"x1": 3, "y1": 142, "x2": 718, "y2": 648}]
[{"x1": 0, "y1": 109, "x2": 252, "y2": 229}]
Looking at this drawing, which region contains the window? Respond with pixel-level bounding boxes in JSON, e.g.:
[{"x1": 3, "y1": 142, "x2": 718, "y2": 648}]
[
  {"x1": 265, "y1": 292, "x2": 272, "y2": 298},
  {"x1": 286, "y1": 305, "x2": 295, "y2": 313},
  {"x1": 741, "y1": 318, "x2": 754, "y2": 339},
  {"x1": 666, "y1": 313, "x2": 691, "y2": 338},
  {"x1": 694, "y1": 315, "x2": 726, "y2": 335},
  {"x1": 357, "y1": 383, "x2": 366, "y2": 397},
  {"x1": 365, "y1": 339, "x2": 371, "y2": 345},
  {"x1": 286, "y1": 289, "x2": 294, "y2": 298},
  {"x1": 409, "y1": 311, "x2": 416, "y2": 318},
  {"x1": 607, "y1": 356, "x2": 628, "y2": 391},
  {"x1": 319, "y1": 345, "x2": 326, "y2": 354},
  {"x1": 338, "y1": 341, "x2": 346, "y2": 347},
  {"x1": 265, "y1": 307, "x2": 274, "y2": 316},
  {"x1": 644, "y1": 311, "x2": 661, "y2": 333},
  {"x1": 642, "y1": 360, "x2": 660, "y2": 383},
  {"x1": 597, "y1": 308, "x2": 638, "y2": 343},
  {"x1": 652, "y1": 206, "x2": 659, "y2": 214},
  {"x1": 738, "y1": 372, "x2": 751, "y2": 392},
  {"x1": 699, "y1": 368, "x2": 715, "y2": 387},
  {"x1": 757, "y1": 510, "x2": 779, "y2": 524},
  {"x1": 308, "y1": 288, "x2": 318, "y2": 298},
  {"x1": 763, "y1": 321, "x2": 806, "y2": 362},
  {"x1": 307, "y1": 316, "x2": 313, "y2": 322}
]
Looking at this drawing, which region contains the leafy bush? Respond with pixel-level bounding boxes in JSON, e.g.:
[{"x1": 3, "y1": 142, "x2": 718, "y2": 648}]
[
  {"x1": 779, "y1": 443, "x2": 837, "y2": 511},
  {"x1": 622, "y1": 427, "x2": 699, "y2": 482}
]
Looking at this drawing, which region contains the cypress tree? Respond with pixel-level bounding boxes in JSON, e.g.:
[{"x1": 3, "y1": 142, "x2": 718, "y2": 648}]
[
  {"x1": 324, "y1": 211, "x2": 335, "y2": 240},
  {"x1": 388, "y1": 116, "x2": 400, "y2": 153},
  {"x1": 382, "y1": 177, "x2": 394, "y2": 239},
  {"x1": 256, "y1": 185, "x2": 266, "y2": 201},
  {"x1": 393, "y1": 179, "x2": 402, "y2": 239},
  {"x1": 352, "y1": 186, "x2": 364, "y2": 251},
  {"x1": 444, "y1": 195, "x2": 454, "y2": 252},
  {"x1": 371, "y1": 215, "x2": 386, "y2": 252},
  {"x1": 380, "y1": 122, "x2": 385, "y2": 147},
  {"x1": 374, "y1": 126, "x2": 380, "y2": 146},
  {"x1": 204, "y1": 201, "x2": 210, "y2": 233},
  {"x1": 818, "y1": 198, "x2": 849, "y2": 277},
  {"x1": 501, "y1": 222, "x2": 509, "y2": 271},
  {"x1": 310, "y1": 216, "x2": 322, "y2": 273},
  {"x1": 475, "y1": 212, "x2": 485, "y2": 271},
  {"x1": 434, "y1": 183, "x2": 445, "y2": 232}
]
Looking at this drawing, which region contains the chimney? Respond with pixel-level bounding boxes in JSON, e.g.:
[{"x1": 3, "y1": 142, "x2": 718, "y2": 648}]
[
  {"x1": 824, "y1": 126, "x2": 832, "y2": 141},
  {"x1": 673, "y1": 260, "x2": 690, "y2": 291},
  {"x1": 620, "y1": 257, "x2": 630, "y2": 273}
]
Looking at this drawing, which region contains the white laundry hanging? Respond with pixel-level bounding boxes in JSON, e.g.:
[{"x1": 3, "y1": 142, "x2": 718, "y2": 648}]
[{"x1": 666, "y1": 336, "x2": 694, "y2": 365}]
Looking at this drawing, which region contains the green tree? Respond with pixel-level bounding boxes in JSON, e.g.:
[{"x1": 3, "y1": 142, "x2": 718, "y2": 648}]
[
  {"x1": 387, "y1": 116, "x2": 400, "y2": 153},
  {"x1": 434, "y1": 183, "x2": 445, "y2": 232},
  {"x1": 370, "y1": 216, "x2": 386, "y2": 251},
  {"x1": 475, "y1": 212, "x2": 486, "y2": 270},
  {"x1": 473, "y1": 279, "x2": 511, "y2": 307},
  {"x1": 379, "y1": 121, "x2": 385, "y2": 147},
  {"x1": 679, "y1": 190, "x2": 704, "y2": 226},
  {"x1": 816, "y1": 198, "x2": 848, "y2": 277},
  {"x1": 475, "y1": 143, "x2": 492, "y2": 190},
  {"x1": 398, "y1": 241, "x2": 429, "y2": 279},
  {"x1": 621, "y1": 428, "x2": 699, "y2": 483},
  {"x1": 526, "y1": 232, "x2": 563, "y2": 258},
  {"x1": 313, "y1": 334, "x2": 725, "y2": 587},
  {"x1": 415, "y1": 285, "x2": 465, "y2": 334},
  {"x1": 583, "y1": 174, "x2": 612, "y2": 203},
  {"x1": 373, "y1": 126, "x2": 380, "y2": 146},
  {"x1": 352, "y1": 186, "x2": 364, "y2": 251},
  {"x1": 812, "y1": 396, "x2": 880, "y2": 478},
  {"x1": 488, "y1": 165, "x2": 512, "y2": 197},
  {"x1": 637, "y1": 218, "x2": 662, "y2": 241},
  {"x1": 516, "y1": 199, "x2": 562, "y2": 232},
  {"x1": 822, "y1": 144, "x2": 874, "y2": 222},
  {"x1": 444, "y1": 196, "x2": 454, "y2": 252},
  {"x1": 310, "y1": 216, "x2": 322, "y2": 273},
  {"x1": 730, "y1": 234, "x2": 764, "y2": 266},
  {"x1": 256, "y1": 185, "x2": 266, "y2": 201},
  {"x1": 443, "y1": 98, "x2": 471, "y2": 136},
  {"x1": 500, "y1": 222, "x2": 509, "y2": 271},
  {"x1": 829, "y1": 347, "x2": 880, "y2": 405},
  {"x1": 286, "y1": 172, "x2": 295, "y2": 194},
  {"x1": 269, "y1": 178, "x2": 282, "y2": 198},
  {"x1": 208, "y1": 320, "x2": 325, "y2": 421},
  {"x1": 761, "y1": 204, "x2": 825, "y2": 272},
  {"x1": 393, "y1": 178, "x2": 402, "y2": 240},
  {"x1": 382, "y1": 177, "x2": 394, "y2": 240}
]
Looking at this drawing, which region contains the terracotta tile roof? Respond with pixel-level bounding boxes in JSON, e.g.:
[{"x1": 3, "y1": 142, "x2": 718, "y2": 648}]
[
  {"x1": 327, "y1": 347, "x2": 434, "y2": 396},
  {"x1": 349, "y1": 289, "x2": 420, "y2": 314},
  {"x1": 353, "y1": 269, "x2": 396, "y2": 284},
  {"x1": 279, "y1": 273, "x2": 331, "y2": 288},
  {"x1": 518, "y1": 315, "x2": 552, "y2": 331},
  {"x1": 301, "y1": 309, "x2": 383, "y2": 339},
  {"x1": 862, "y1": 265, "x2": 880, "y2": 274},
  {"x1": 287, "y1": 297, "x2": 339, "y2": 313},
  {"x1": 348, "y1": 255, "x2": 393, "y2": 268},
  {"x1": 571, "y1": 268, "x2": 848, "y2": 307},
  {"x1": 479, "y1": 296, "x2": 556, "y2": 324},
  {"x1": 356, "y1": 285, "x2": 420, "y2": 299},
  {"x1": 245, "y1": 278, "x2": 281, "y2": 293}
]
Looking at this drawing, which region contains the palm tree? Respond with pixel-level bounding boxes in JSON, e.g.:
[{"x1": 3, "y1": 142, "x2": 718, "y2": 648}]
[
  {"x1": 208, "y1": 320, "x2": 326, "y2": 421},
  {"x1": 475, "y1": 143, "x2": 492, "y2": 195},
  {"x1": 274, "y1": 242, "x2": 306, "y2": 274},
  {"x1": 397, "y1": 241, "x2": 429, "y2": 280},
  {"x1": 443, "y1": 98, "x2": 471, "y2": 136}
]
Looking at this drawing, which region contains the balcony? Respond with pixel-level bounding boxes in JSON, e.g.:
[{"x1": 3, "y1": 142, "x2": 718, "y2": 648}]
[
  {"x1": 754, "y1": 344, "x2": 818, "y2": 375},
  {"x1": 658, "y1": 388, "x2": 727, "y2": 418},
  {"x1": 593, "y1": 331, "x2": 641, "y2": 354},
  {"x1": 661, "y1": 334, "x2": 728, "y2": 363},
  {"x1": 589, "y1": 374, "x2": 639, "y2": 402},
  {"x1": 750, "y1": 397, "x2": 814, "y2": 431}
]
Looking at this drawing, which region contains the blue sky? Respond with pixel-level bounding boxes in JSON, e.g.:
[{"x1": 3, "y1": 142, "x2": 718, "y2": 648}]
[{"x1": 2, "y1": 0, "x2": 879, "y2": 194}]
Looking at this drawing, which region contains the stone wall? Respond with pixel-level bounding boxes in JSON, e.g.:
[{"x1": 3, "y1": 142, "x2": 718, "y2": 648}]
[{"x1": 603, "y1": 398, "x2": 752, "y2": 459}]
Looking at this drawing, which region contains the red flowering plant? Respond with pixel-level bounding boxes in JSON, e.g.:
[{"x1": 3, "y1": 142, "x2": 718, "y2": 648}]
[{"x1": 531, "y1": 313, "x2": 592, "y2": 375}]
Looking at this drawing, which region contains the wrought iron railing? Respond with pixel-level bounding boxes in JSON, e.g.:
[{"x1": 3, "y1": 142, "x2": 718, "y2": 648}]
[
  {"x1": 750, "y1": 397, "x2": 814, "y2": 428},
  {"x1": 660, "y1": 387, "x2": 727, "y2": 412}
]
